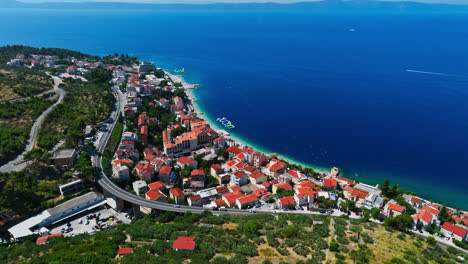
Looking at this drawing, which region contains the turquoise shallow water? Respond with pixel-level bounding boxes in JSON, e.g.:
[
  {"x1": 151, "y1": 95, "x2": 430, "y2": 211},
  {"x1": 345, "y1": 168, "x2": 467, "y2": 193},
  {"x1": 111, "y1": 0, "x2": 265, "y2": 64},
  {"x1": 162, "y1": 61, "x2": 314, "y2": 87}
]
[{"x1": 0, "y1": 5, "x2": 467, "y2": 209}]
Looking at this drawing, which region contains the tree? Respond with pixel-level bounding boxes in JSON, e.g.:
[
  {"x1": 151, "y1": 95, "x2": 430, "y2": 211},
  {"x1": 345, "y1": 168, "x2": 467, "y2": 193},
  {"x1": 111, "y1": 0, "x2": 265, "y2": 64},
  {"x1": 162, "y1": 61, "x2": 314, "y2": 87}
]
[
  {"x1": 329, "y1": 240, "x2": 339, "y2": 252},
  {"x1": 426, "y1": 236, "x2": 436, "y2": 246},
  {"x1": 384, "y1": 214, "x2": 413, "y2": 232},
  {"x1": 370, "y1": 208, "x2": 381, "y2": 219},
  {"x1": 381, "y1": 179, "x2": 390, "y2": 194},
  {"x1": 244, "y1": 219, "x2": 259, "y2": 238},
  {"x1": 439, "y1": 204, "x2": 449, "y2": 222}
]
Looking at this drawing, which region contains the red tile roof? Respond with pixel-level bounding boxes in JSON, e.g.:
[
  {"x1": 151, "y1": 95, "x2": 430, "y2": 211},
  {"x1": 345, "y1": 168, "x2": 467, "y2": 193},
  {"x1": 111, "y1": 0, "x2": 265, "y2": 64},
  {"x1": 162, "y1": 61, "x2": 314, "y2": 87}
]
[
  {"x1": 337, "y1": 177, "x2": 355, "y2": 185},
  {"x1": 211, "y1": 164, "x2": 221, "y2": 170},
  {"x1": 36, "y1": 233, "x2": 62, "y2": 245},
  {"x1": 234, "y1": 171, "x2": 246, "y2": 178},
  {"x1": 177, "y1": 156, "x2": 197, "y2": 164},
  {"x1": 189, "y1": 194, "x2": 201, "y2": 201},
  {"x1": 288, "y1": 170, "x2": 304, "y2": 179},
  {"x1": 140, "y1": 125, "x2": 148, "y2": 135},
  {"x1": 159, "y1": 166, "x2": 172, "y2": 175},
  {"x1": 442, "y1": 222, "x2": 468, "y2": 238},
  {"x1": 148, "y1": 181, "x2": 164, "y2": 190},
  {"x1": 250, "y1": 172, "x2": 265, "y2": 179},
  {"x1": 170, "y1": 188, "x2": 185, "y2": 197},
  {"x1": 351, "y1": 188, "x2": 368, "y2": 199},
  {"x1": 216, "y1": 186, "x2": 229, "y2": 194},
  {"x1": 411, "y1": 196, "x2": 423, "y2": 204},
  {"x1": 386, "y1": 202, "x2": 405, "y2": 213},
  {"x1": 173, "y1": 237, "x2": 195, "y2": 251},
  {"x1": 343, "y1": 185, "x2": 354, "y2": 193},
  {"x1": 323, "y1": 178, "x2": 337, "y2": 187},
  {"x1": 237, "y1": 194, "x2": 258, "y2": 205},
  {"x1": 226, "y1": 145, "x2": 241, "y2": 154},
  {"x1": 274, "y1": 183, "x2": 292, "y2": 190},
  {"x1": 228, "y1": 185, "x2": 242, "y2": 193},
  {"x1": 191, "y1": 169, "x2": 205, "y2": 176},
  {"x1": 269, "y1": 163, "x2": 285, "y2": 172},
  {"x1": 146, "y1": 189, "x2": 164, "y2": 200},
  {"x1": 297, "y1": 180, "x2": 315, "y2": 188},
  {"x1": 279, "y1": 196, "x2": 295, "y2": 205},
  {"x1": 118, "y1": 248, "x2": 132, "y2": 255},
  {"x1": 212, "y1": 199, "x2": 226, "y2": 206}
]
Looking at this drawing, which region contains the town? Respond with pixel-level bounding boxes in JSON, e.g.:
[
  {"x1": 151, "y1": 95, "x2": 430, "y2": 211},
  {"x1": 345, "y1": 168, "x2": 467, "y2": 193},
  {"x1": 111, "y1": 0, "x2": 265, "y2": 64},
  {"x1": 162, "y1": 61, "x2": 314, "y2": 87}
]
[{"x1": 3, "y1": 50, "x2": 468, "y2": 260}]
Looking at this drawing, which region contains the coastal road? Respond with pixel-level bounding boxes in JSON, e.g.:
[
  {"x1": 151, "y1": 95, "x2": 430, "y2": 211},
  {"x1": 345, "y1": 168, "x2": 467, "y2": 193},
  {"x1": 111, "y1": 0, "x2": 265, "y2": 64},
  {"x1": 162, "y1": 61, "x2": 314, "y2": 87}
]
[{"x1": 0, "y1": 75, "x2": 65, "y2": 172}]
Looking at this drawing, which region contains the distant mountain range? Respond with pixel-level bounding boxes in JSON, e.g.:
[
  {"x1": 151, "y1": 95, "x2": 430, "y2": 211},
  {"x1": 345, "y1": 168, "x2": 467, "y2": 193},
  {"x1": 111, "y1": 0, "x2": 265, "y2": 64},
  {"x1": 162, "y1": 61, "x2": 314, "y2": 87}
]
[{"x1": 4, "y1": 0, "x2": 468, "y2": 10}]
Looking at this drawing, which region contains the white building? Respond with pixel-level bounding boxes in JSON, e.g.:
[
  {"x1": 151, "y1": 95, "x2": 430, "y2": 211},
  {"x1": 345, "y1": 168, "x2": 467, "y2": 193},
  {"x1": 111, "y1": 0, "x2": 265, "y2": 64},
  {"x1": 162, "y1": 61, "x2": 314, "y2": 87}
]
[
  {"x1": 133, "y1": 180, "x2": 149, "y2": 196},
  {"x1": 9, "y1": 192, "x2": 106, "y2": 240}
]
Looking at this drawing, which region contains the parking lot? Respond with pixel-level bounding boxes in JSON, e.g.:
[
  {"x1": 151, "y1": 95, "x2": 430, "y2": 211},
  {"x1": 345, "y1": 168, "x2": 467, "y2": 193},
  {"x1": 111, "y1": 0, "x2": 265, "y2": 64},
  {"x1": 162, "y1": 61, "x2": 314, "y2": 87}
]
[{"x1": 49, "y1": 206, "x2": 132, "y2": 237}]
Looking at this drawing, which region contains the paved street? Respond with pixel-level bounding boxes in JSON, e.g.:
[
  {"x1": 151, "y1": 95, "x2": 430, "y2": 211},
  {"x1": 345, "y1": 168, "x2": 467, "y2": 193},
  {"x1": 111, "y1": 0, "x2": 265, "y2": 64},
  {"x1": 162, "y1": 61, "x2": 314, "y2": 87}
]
[{"x1": 0, "y1": 75, "x2": 65, "y2": 172}]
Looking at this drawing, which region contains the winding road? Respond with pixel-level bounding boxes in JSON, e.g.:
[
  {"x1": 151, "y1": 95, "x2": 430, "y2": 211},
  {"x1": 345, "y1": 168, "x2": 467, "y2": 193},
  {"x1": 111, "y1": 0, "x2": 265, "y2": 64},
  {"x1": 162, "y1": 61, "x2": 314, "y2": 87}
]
[{"x1": 0, "y1": 75, "x2": 65, "y2": 172}]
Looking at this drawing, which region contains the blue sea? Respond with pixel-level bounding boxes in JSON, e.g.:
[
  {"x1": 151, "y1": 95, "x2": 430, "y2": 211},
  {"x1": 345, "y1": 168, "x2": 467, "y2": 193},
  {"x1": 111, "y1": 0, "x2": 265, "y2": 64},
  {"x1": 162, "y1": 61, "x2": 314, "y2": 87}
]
[{"x1": 1, "y1": 5, "x2": 467, "y2": 209}]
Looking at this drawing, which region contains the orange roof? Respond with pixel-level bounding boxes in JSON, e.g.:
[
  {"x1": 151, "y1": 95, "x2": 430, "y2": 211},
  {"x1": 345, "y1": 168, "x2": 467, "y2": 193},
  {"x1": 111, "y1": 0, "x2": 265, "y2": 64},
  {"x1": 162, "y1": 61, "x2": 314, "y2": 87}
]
[
  {"x1": 387, "y1": 202, "x2": 405, "y2": 213},
  {"x1": 278, "y1": 196, "x2": 295, "y2": 205},
  {"x1": 36, "y1": 233, "x2": 62, "y2": 245},
  {"x1": 253, "y1": 188, "x2": 269, "y2": 197},
  {"x1": 170, "y1": 188, "x2": 185, "y2": 197},
  {"x1": 411, "y1": 196, "x2": 423, "y2": 204},
  {"x1": 274, "y1": 183, "x2": 292, "y2": 190},
  {"x1": 173, "y1": 237, "x2": 195, "y2": 251},
  {"x1": 146, "y1": 189, "x2": 164, "y2": 200},
  {"x1": 226, "y1": 145, "x2": 241, "y2": 154},
  {"x1": 211, "y1": 164, "x2": 221, "y2": 170},
  {"x1": 228, "y1": 185, "x2": 242, "y2": 192},
  {"x1": 250, "y1": 172, "x2": 265, "y2": 179},
  {"x1": 148, "y1": 181, "x2": 164, "y2": 190},
  {"x1": 297, "y1": 187, "x2": 315, "y2": 197},
  {"x1": 224, "y1": 160, "x2": 237, "y2": 167},
  {"x1": 212, "y1": 199, "x2": 226, "y2": 206},
  {"x1": 323, "y1": 178, "x2": 337, "y2": 187},
  {"x1": 140, "y1": 125, "x2": 148, "y2": 135},
  {"x1": 343, "y1": 185, "x2": 354, "y2": 193},
  {"x1": 269, "y1": 163, "x2": 285, "y2": 172},
  {"x1": 297, "y1": 180, "x2": 315, "y2": 188},
  {"x1": 177, "y1": 156, "x2": 197, "y2": 164},
  {"x1": 191, "y1": 169, "x2": 205, "y2": 176},
  {"x1": 234, "y1": 171, "x2": 246, "y2": 178},
  {"x1": 244, "y1": 165, "x2": 257, "y2": 173},
  {"x1": 415, "y1": 210, "x2": 433, "y2": 224},
  {"x1": 351, "y1": 188, "x2": 368, "y2": 199},
  {"x1": 237, "y1": 194, "x2": 258, "y2": 205},
  {"x1": 159, "y1": 166, "x2": 172, "y2": 175},
  {"x1": 216, "y1": 186, "x2": 229, "y2": 194},
  {"x1": 118, "y1": 248, "x2": 132, "y2": 255},
  {"x1": 337, "y1": 177, "x2": 355, "y2": 185},
  {"x1": 442, "y1": 222, "x2": 468, "y2": 238},
  {"x1": 423, "y1": 205, "x2": 440, "y2": 216},
  {"x1": 222, "y1": 192, "x2": 238, "y2": 204},
  {"x1": 189, "y1": 194, "x2": 201, "y2": 201}
]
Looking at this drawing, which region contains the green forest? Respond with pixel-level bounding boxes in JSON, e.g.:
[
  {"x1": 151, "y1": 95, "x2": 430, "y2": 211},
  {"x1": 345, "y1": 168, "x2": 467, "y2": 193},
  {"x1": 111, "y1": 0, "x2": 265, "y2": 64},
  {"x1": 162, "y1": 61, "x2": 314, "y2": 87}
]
[
  {"x1": 0, "y1": 97, "x2": 56, "y2": 163},
  {"x1": 2, "y1": 211, "x2": 467, "y2": 264},
  {"x1": 37, "y1": 68, "x2": 114, "y2": 149}
]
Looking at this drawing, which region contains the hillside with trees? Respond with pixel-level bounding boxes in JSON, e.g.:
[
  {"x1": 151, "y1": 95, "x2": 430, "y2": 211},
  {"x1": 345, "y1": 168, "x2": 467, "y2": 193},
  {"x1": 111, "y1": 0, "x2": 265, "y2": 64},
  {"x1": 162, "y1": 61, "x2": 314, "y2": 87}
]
[{"x1": 1, "y1": 211, "x2": 467, "y2": 264}]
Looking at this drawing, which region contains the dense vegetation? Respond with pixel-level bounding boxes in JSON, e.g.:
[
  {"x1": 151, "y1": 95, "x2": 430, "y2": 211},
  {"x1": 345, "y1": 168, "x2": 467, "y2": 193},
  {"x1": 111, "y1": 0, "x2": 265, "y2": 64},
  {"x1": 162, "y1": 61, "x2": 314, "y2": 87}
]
[
  {"x1": 37, "y1": 68, "x2": 114, "y2": 149},
  {"x1": 0, "y1": 163, "x2": 75, "y2": 231},
  {"x1": 0, "y1": 67, "x2": 53, "y2": 102},
  {"x1": 0, "y1": 45, "x2": 98, "y2": 64},
  {"x1": 2, "y1": 211, "x2": 467, "y2": 264},
  {"x1": 0, "y1": 96, "x2": 56, "y2": 163}
]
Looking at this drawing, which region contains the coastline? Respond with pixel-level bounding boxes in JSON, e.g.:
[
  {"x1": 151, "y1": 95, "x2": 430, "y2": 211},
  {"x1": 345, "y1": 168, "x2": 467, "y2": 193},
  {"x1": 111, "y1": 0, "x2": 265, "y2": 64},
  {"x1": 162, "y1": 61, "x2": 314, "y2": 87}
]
[
  {"x1": 164, "y1": 70, "x2": 467, "y2": 211},
  {"x1": 166, "y1": 70, "x2": 336, "y2": 174}
]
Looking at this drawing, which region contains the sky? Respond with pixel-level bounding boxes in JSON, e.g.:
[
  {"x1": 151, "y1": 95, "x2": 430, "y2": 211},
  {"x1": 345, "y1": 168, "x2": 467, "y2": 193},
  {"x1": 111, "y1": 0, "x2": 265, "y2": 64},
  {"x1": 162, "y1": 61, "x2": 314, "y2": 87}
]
[{"x1": 15, "y1": 0, "x2": 468, "y2": 4}]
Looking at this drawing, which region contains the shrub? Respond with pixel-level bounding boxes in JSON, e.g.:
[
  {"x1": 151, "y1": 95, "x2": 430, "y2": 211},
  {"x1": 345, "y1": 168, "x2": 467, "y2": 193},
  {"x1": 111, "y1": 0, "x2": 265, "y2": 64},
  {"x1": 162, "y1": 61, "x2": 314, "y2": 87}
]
[
  {"x1": 329, "y1": 240, "x2": 339, "y2": 252},
  {"x1": 336, "y1": 237, "x2": 349, "y2": 245}
]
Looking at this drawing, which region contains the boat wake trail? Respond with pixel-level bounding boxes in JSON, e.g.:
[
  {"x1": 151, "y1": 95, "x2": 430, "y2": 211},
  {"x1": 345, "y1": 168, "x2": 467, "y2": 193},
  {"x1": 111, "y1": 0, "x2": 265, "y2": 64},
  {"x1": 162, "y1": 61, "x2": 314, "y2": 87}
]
[{"x1": 406, "y1": 69, "x2": 468, "y2": 78}]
